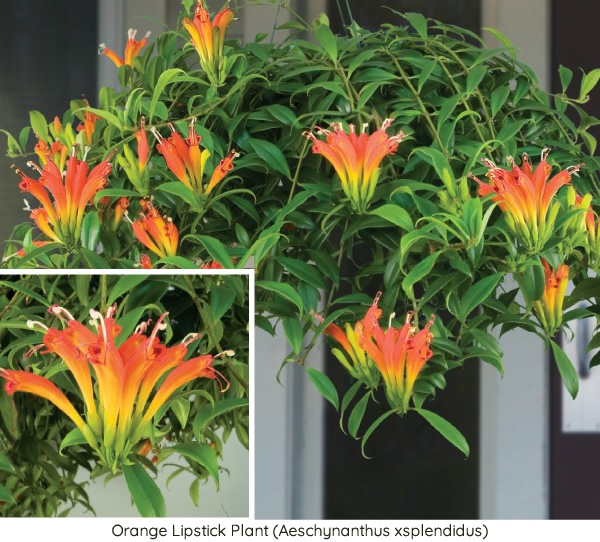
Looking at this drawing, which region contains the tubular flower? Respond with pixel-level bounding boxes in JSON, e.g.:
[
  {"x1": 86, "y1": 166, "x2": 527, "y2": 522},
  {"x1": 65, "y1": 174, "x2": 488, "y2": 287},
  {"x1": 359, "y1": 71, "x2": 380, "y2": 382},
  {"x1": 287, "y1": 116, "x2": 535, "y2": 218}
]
[
  {"x1": 2, "y1": 241, "x2": 53, "y2": 263},
  {"x1": 152, "y1": 119, "x2": 239, "y2": 200},
  {"x1": 139, "y1": 254, "x2": 152, "y2": 269},
  {"x1": 0, "y1": 305, "x2": 229, "y2": 471},
  {"x1": 16, "y1": 149, "x2": 112, "y2": 250},
  {"x1": 471, "y1": 149, "x2": 583, "y2": 252},
  {"x1": 565, "y1": 188, "x2": 600, "y2": 267},
  {"x1": 319, "y1": 299, "x2": 381, "y2": 389},
  {"x1": 304, "y1": 119, "x2": 404, "y2": 213},
  {"x1": 131, "y1": 200, "x2": 179, "y2": 259},
  {"x1": 35, "y1": 137, "x2": 68, "y2": 172},
  {"x1": 354, "y1": 293, "x2": 435, "y2": 413},
  {"x1": 183, "y1": 0, "x2": 234, "y2": 86},
  {"x1": 99, "y1": 28, "x2": 151, "y2": 68},
  {"x1": 118, "y1": 117, "x2": 151, "y2": 195},
  {"x1": 534, "y1": 260, "x2": 569, "y2": 335},
  {"x1": 100, "y1": 197, "x2": 129, "y2": 232}
]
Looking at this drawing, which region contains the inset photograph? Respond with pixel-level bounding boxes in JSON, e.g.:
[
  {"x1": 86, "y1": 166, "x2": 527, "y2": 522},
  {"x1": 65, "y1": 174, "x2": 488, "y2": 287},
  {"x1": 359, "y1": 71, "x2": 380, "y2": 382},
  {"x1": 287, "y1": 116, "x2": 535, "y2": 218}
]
[{"x1": 0, "y1": 272, "x2": 249, "y2": 517}]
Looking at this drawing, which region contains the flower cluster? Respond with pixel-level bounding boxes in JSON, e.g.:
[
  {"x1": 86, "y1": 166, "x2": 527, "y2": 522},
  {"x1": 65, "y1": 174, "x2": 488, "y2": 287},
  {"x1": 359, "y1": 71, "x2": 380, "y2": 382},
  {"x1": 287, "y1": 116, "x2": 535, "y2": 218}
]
[
  {"x1": 305, "y1": 119, "x2": 404, "y2": 213},
  {"x1": 130, "y1": 200, "x2": 179, "y2": 262},
  {"x1": 152, "y1": 119, "x2": 238, "y2": 200},
  {"x1": 0, "y1": 305, "x2": 230, "y2": 471},
  {"x1": 324, "y1": 293, "x2": 436, "y2": 413},
  {"x1": 118, "y1": 117, "x2": 151, "y2": 195},
  {"x1": 472, "y1": 149, "x2": 582, "y2": 252},
  {"x1": 534, "y1": 260, "x2": 569, "y2": 335},
  {"x1": 183, "y1": 0, "x2": 234, "y2": 86},
  {"x1": 16, "y1": 149, "x2": 112, "y2": 250}
]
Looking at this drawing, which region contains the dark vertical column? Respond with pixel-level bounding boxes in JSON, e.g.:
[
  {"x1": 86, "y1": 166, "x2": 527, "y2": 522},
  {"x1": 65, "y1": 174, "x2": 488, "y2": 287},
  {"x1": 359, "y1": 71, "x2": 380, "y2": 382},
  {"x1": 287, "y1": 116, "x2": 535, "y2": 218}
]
[
  {"x1": 0, "y1": 1, "x2": 98, "y2": 241},
  {"x1": 322, "y1": 0, "x2": 481, "y2": 520}
]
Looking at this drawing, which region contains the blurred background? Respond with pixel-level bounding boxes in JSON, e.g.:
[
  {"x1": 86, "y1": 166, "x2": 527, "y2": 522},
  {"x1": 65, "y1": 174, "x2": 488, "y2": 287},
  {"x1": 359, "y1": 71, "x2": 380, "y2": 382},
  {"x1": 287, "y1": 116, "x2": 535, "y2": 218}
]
[{"x1": 0, "y1": 0, "x2": 598, "y2": 520}]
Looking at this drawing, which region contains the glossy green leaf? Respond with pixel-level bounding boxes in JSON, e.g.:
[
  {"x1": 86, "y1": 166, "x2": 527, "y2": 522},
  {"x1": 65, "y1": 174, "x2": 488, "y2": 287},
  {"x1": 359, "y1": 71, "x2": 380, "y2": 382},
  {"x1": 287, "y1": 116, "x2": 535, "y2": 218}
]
[
  {"x1": 80, "y1": 212, "x2": 101, "y2": 251},
  {"x1": 122, "y1": 462, "x2": 167, "y2": 517},
  {"x1": 249, "y1": 138, "x2": 291, "y2": 178},
  {"x1": 404, "y1": 12, "x2": 427, "y2": 38},
  {"x1": 415, "y1": 408, "x2": 470, "y2": 457},
  {"x1": 193, "y1": 397, "x2": 249, "y2": 437},
  {"x1": 282, "y1": 317, "x2": 303, "y2": 355},
  {"x1": 150, "y1": 68, "x2": 185, "y2": 121},
  {"x1": 307, "y1": 368, "x2": 339, "y2": 410},
  {"x1": 361, "y1": 410, "x2": 395, "y2": 458},
  {"x1": 370, "y1": 204, "x2": 413, "y2": 231},
  {"x1": 402, "y1": 252, "x2": 440, "y2": 298},
  {"x1": 458, "y1": 273, "x2": 503, "y2": 320},
  {"x1": 0, "y1": 452, "x2": 16, "y2": 474},
  {"x1": 171, "y1": 442, "x2": 219, "y2": 488},
  {"x1": 190, "y1": 235, "x2": 234, "y2": 268},
  {"x1": 275, "y1": 256, "x2": 327, "y2": 289},
  {"x1": 0, "y1": 484, "x2": 16, "y2": 504},
  {"x1": 551, "y1": 340, "x2": 579, "y2": 400},
  {"x1": 107, "y1": 275, "x2": 149, "y2": 306},
  {"x1": 157, "y1": 182, "x2": 198, "y2": 207},
  {"x1": 257, "y1": 281, "x2": 304, "y2": 315},
  {"x1": 315, "y1": 24, "x2": 338, "y2": 63},
  {"x1": 59, "y1": 428, "x2": 87, "y2": 455},
  {"x1": 348, "y1": 392, "x2": 370, "y2": 438},
  {"x1": 30, "y1": 110, "x2": 49, "y2": 140}
]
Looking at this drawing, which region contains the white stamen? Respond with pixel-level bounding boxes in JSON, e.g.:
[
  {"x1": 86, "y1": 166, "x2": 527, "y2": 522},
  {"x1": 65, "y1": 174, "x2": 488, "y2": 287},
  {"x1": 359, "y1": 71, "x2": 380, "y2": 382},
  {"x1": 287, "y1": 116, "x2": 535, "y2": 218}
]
[
  {"x1": 50, "y1": 305, "x2": 75, "y2": 321},
  {"x1": 27, "y1": 320, "x2": 48, "y2": 331},
  {"x1": 23, "y1": 199, "x2": 31, "y2": 212},
  {"x1": 388, "y1": 312, "x2": 396, "y2": 328}
]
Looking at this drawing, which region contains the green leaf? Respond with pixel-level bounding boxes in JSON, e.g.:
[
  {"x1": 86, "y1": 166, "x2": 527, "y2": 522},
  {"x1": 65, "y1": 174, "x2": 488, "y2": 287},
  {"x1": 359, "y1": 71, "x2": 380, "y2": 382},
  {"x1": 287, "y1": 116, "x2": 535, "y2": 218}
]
[
  {"x1": 490, "y1": 85, "x2": 511, "y2": 117},
  {"x1": 282, "y1": 317, "x2": 303, "y2": 355},
  {"x1": 483, "y1": 27, "x2": 516, "y2": 58},
  {"x1": 122, "y1": 462, "x2": 167, "y2": 517},
  {"x1": 339, "y1": 380, "x2": 363, "y2": 432},
  {"x1": 79, "y1": 106, "x2": 124, "y2": 131},
  {"x1": 157, "y1": 182, "x2": 198, "y2": 207},
  {"x1": 107, "y1": 275, "x2": 149, "y2": 306},
  {"x1": 551, "y1": 340, "x2": 579, "y2": 400},
  {"x1": 417, "y1": 59, "x2": 437, "y2": 93},
  {"x1": 361, "y1": 410, "x2": 395, "y2": 458},
  {"x1": 402, "y1": 252, "x2": 440, "y2": 298},
  {"x1": 580, "y1": 68, "x2": 600, "y2": 100},
  {"x1": 189, "y1": 235, "x2": 233, "y2": 268},
  {"x1": 0, "y1": 452, "x2": 16, "y2": 474},
  {"x1": 466, "y1": 65, "x2": 486, "y2": 94},
  {"x1": 94, "y1": 188, "x2": 140, "y2": 204},
  {"x1": 256, "y1": 281, "x2": 304, "y2": 315},
  {"x1": 0, "y1": 484, "x2": 16, "y2": 505},
  {"x1": 414, "y1": 147, "x2": 455, "y2": 193},
  {"x1": 150, "y1": 68, "x2": 185, "y2": 121},
  {"x1": 459, "y1": 273, "x2": 503, "y2": 320},
  {"x1": 315, "y1": 24, "x2": 338, "y2": 63},
  {"x1": 249, "y1": 138, "x2": 291, "y2": 178},
  {"x1": 348, "y1": 392, "x2": 370, "y2": 438},
  {"x1": 59, "y1": 428, "x2": 87, "y2": 455},
  {"x1": 210, "y1": 285, "x2": 237, "y2": 321},
  {"x1": 170, "y1": 398, "x2": 191, "y2": 428},
  {"x1": 192, "y1": 398, "x2": 249, "y2": 438},
  {"x1": 171, "y1": 442, "x2": 219, "y2": 488},
  {"x1": 306, "y1": 368, "x2": 339, "y2": 410},
  {"x1": 80, "y1": 212, "x2": 101, "y2": 251},
  {"x1": 155, "y1": 256, "x2": 198, "y2": 269},
  {"x1": 275, "y1": 256, "x2": 327, "y2": 289},
  {"x1": 558, "y1": 65, "x2": 573, "y2": 92},
  {"x1": 80, "y1": 248, "x2": 110, "y2": 269},
  {"x1": 370, "y1": 204, "x2": 413, "y2": 231},
  {"x1": 404, "y1": 12, "x2": 427, "y2": 38},
  {"x1": 415, "y1": 408, "x2": 470, "y2": 457},
  {"x1": 30, "y1": 110, "x2": 49, "y2": 140}
]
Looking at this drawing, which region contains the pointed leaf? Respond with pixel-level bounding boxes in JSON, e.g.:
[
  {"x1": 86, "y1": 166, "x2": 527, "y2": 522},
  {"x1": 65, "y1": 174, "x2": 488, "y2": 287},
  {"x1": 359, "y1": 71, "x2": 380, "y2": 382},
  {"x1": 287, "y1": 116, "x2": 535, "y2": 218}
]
[
  {"x1": 122, "y1": 462, "x2": 167, "y2": 517},
  {"x1": 307, "y1": 368, "x2": 339, "y2": 410},
  {"x1": 551, "y1": 340, "x2": 579, "y2": 399},
  {"x1": 415, "y1": 408, "x2": 470, "y2": 457},
  {"x1": 171, "y1": 442, "x2": 219, "y2": 488},
  {"x1": 348, "y1": 392, "x2": 370, "y2": 438}
]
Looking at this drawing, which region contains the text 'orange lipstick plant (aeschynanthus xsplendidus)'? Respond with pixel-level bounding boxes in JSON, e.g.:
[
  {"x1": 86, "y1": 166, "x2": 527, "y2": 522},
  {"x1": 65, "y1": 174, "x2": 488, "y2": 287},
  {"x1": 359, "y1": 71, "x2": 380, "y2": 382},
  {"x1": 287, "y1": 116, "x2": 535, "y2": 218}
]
[
  {"x1": 472, "y1": 149, "x2": 583, "y2": 252},
  {"x1": 16, "y1": 149, "x2": 112, "y2": 251},
  {"x1": 183, "y1": 0, "x2": 235, "y2": 86},
  {"x1": 305, "y1": 119, "x2": 404, "y2": 214},
  {"x1": 324, "y1": 293, "x2": 436, "y2": 413},
  {"x1": 0, "y1": 305, "x2": 230, "y2": 472}
]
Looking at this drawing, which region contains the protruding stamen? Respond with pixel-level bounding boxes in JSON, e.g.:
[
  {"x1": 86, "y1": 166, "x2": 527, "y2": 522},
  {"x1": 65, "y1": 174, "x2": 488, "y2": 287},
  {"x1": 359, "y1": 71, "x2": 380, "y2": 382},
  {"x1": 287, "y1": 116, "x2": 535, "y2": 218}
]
[
  {"x1": 128, "y1": 28, "x2": 137, "y2": 40},
  {"x1": 83, "y1": 146, "x2": 91, "y2": 161},
  {"x1": 388, "y1": 312, "x2": 396, "y2": 328},
  {"x1": 405, "y1": 311, "x2": 414, "y2": 325},
  {"x1": 372, "y1": 291, "x2": 382, "y2": 306},
  {"x1": 24, "y1": 344, "x2": 45, "y2": 359},
  {"x1": 27, "y1": 320, "x2": 48, "y2": 331},
  {"x1": 134, "y1": 319, "x2": 152, "y2": 335},
  {"x1": 567, "y1": 163, "x2": 585, "y2": 176},
  {"x1": 147, "y1": 312, "x2": 169, "y2": 353},
  {"x1": 150, "y1": 126, "x2": 163, "y2": 142},
  {"x1": 181, "y1": 332, "x2": 202, "y2": 346},
  {"x1": 98, "y1": 43, "x2": 107, "y2": 55},
  {"x1": 49, "y1": 305, "x2": 75, "y2": 321},
  {"x1": 214, "y1": 349, "x2": 236, "y2": 359},
  {"x1": 89, "y1": 308, "x2": 108, "y2": 346},
  {"x1": 105, "y1": 303, "x2": 117, "y2": 319},
  {"x1": 381, "y1": 118, "x2": 393, "y2": 131}
]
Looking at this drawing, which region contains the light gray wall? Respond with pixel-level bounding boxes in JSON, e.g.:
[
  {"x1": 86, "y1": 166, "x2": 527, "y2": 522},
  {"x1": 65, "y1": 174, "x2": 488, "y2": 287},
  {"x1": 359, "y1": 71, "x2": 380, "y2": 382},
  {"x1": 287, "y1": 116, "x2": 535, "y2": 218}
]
[{"x1": 479, "y1": 0, "x2": 551, "y2": 520}]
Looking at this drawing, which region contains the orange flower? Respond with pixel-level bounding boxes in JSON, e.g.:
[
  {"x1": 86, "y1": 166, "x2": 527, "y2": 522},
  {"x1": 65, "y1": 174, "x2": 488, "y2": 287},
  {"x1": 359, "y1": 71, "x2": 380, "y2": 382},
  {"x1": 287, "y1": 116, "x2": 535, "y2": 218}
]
[
  {"x1": 183, "y1": 0, "x2": 234, "y2": 86},
  {"x1": 139, "y1": 254, "x2": 152, "y2": 269},
  {"x1": 152, "y1": 120, "x2": 238, "y2": 198},
  {"x1": 16, "y1": 149, "x2": 112, "y2": 250},
  {"x1": 305, "y1": 119, "x2": 404, "y2": 213},
  {"x1": 471, "y1": 149, "x2": 583, "y2": 251},
  {"x1": 131, "y1": 200, "x2": 179, "y2": 259},
  {"x1": 0, "y1": 305, "x2": 229, "y2": 471},
  {"x1": 534, "y1": 260, "x2": 569, "y2": 335},
  {"x1": 118, "y1": 117, "x2": 151, "y2": 195},
  {"x1": 99, "y1": 28, "x2": 151, "y2": 68},
  {"x1": 201, "y1": 260, "x2": 225, "y2": 270}
]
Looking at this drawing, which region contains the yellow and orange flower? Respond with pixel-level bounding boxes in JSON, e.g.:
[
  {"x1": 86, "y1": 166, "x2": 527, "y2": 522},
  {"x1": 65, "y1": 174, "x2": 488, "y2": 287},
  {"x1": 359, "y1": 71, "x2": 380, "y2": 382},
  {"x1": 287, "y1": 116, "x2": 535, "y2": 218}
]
[
  {"x1": 323, "y1": 293, "x2": 435, "y2": 412},
  {"x1": 131, "y1": 200, "x2": 179, "y2": 259},
  {"x1": 534, "y1": 260, "x2": 569, "y2": 335},
  {"x1": 183, "y1": 0, "x2": 234, "y2": 86},
  {"x1": 304, "y1": 119, "x2": 404, "y2": 213},
  {"x1": 118, "y1": 117, "x2": 151, "y2": 195},
  {"x1": 472, "y1": 149, "x2": 583, "y2": 251},
  {"x1": 16, "y1": 150, "x2": 112, "y2": 250},
  {"x1": 99, "y1": 28, "x2": 151, "y2": 68},
  {"x1": 0, "y1": 305, "x2": 229, "y2": 471},
  {"x1": 99, "y1": 196, "x2": 129, "y2": 232},
  {"x1": 152, "y1": 120, "x2": 238, "y2": 198}
]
